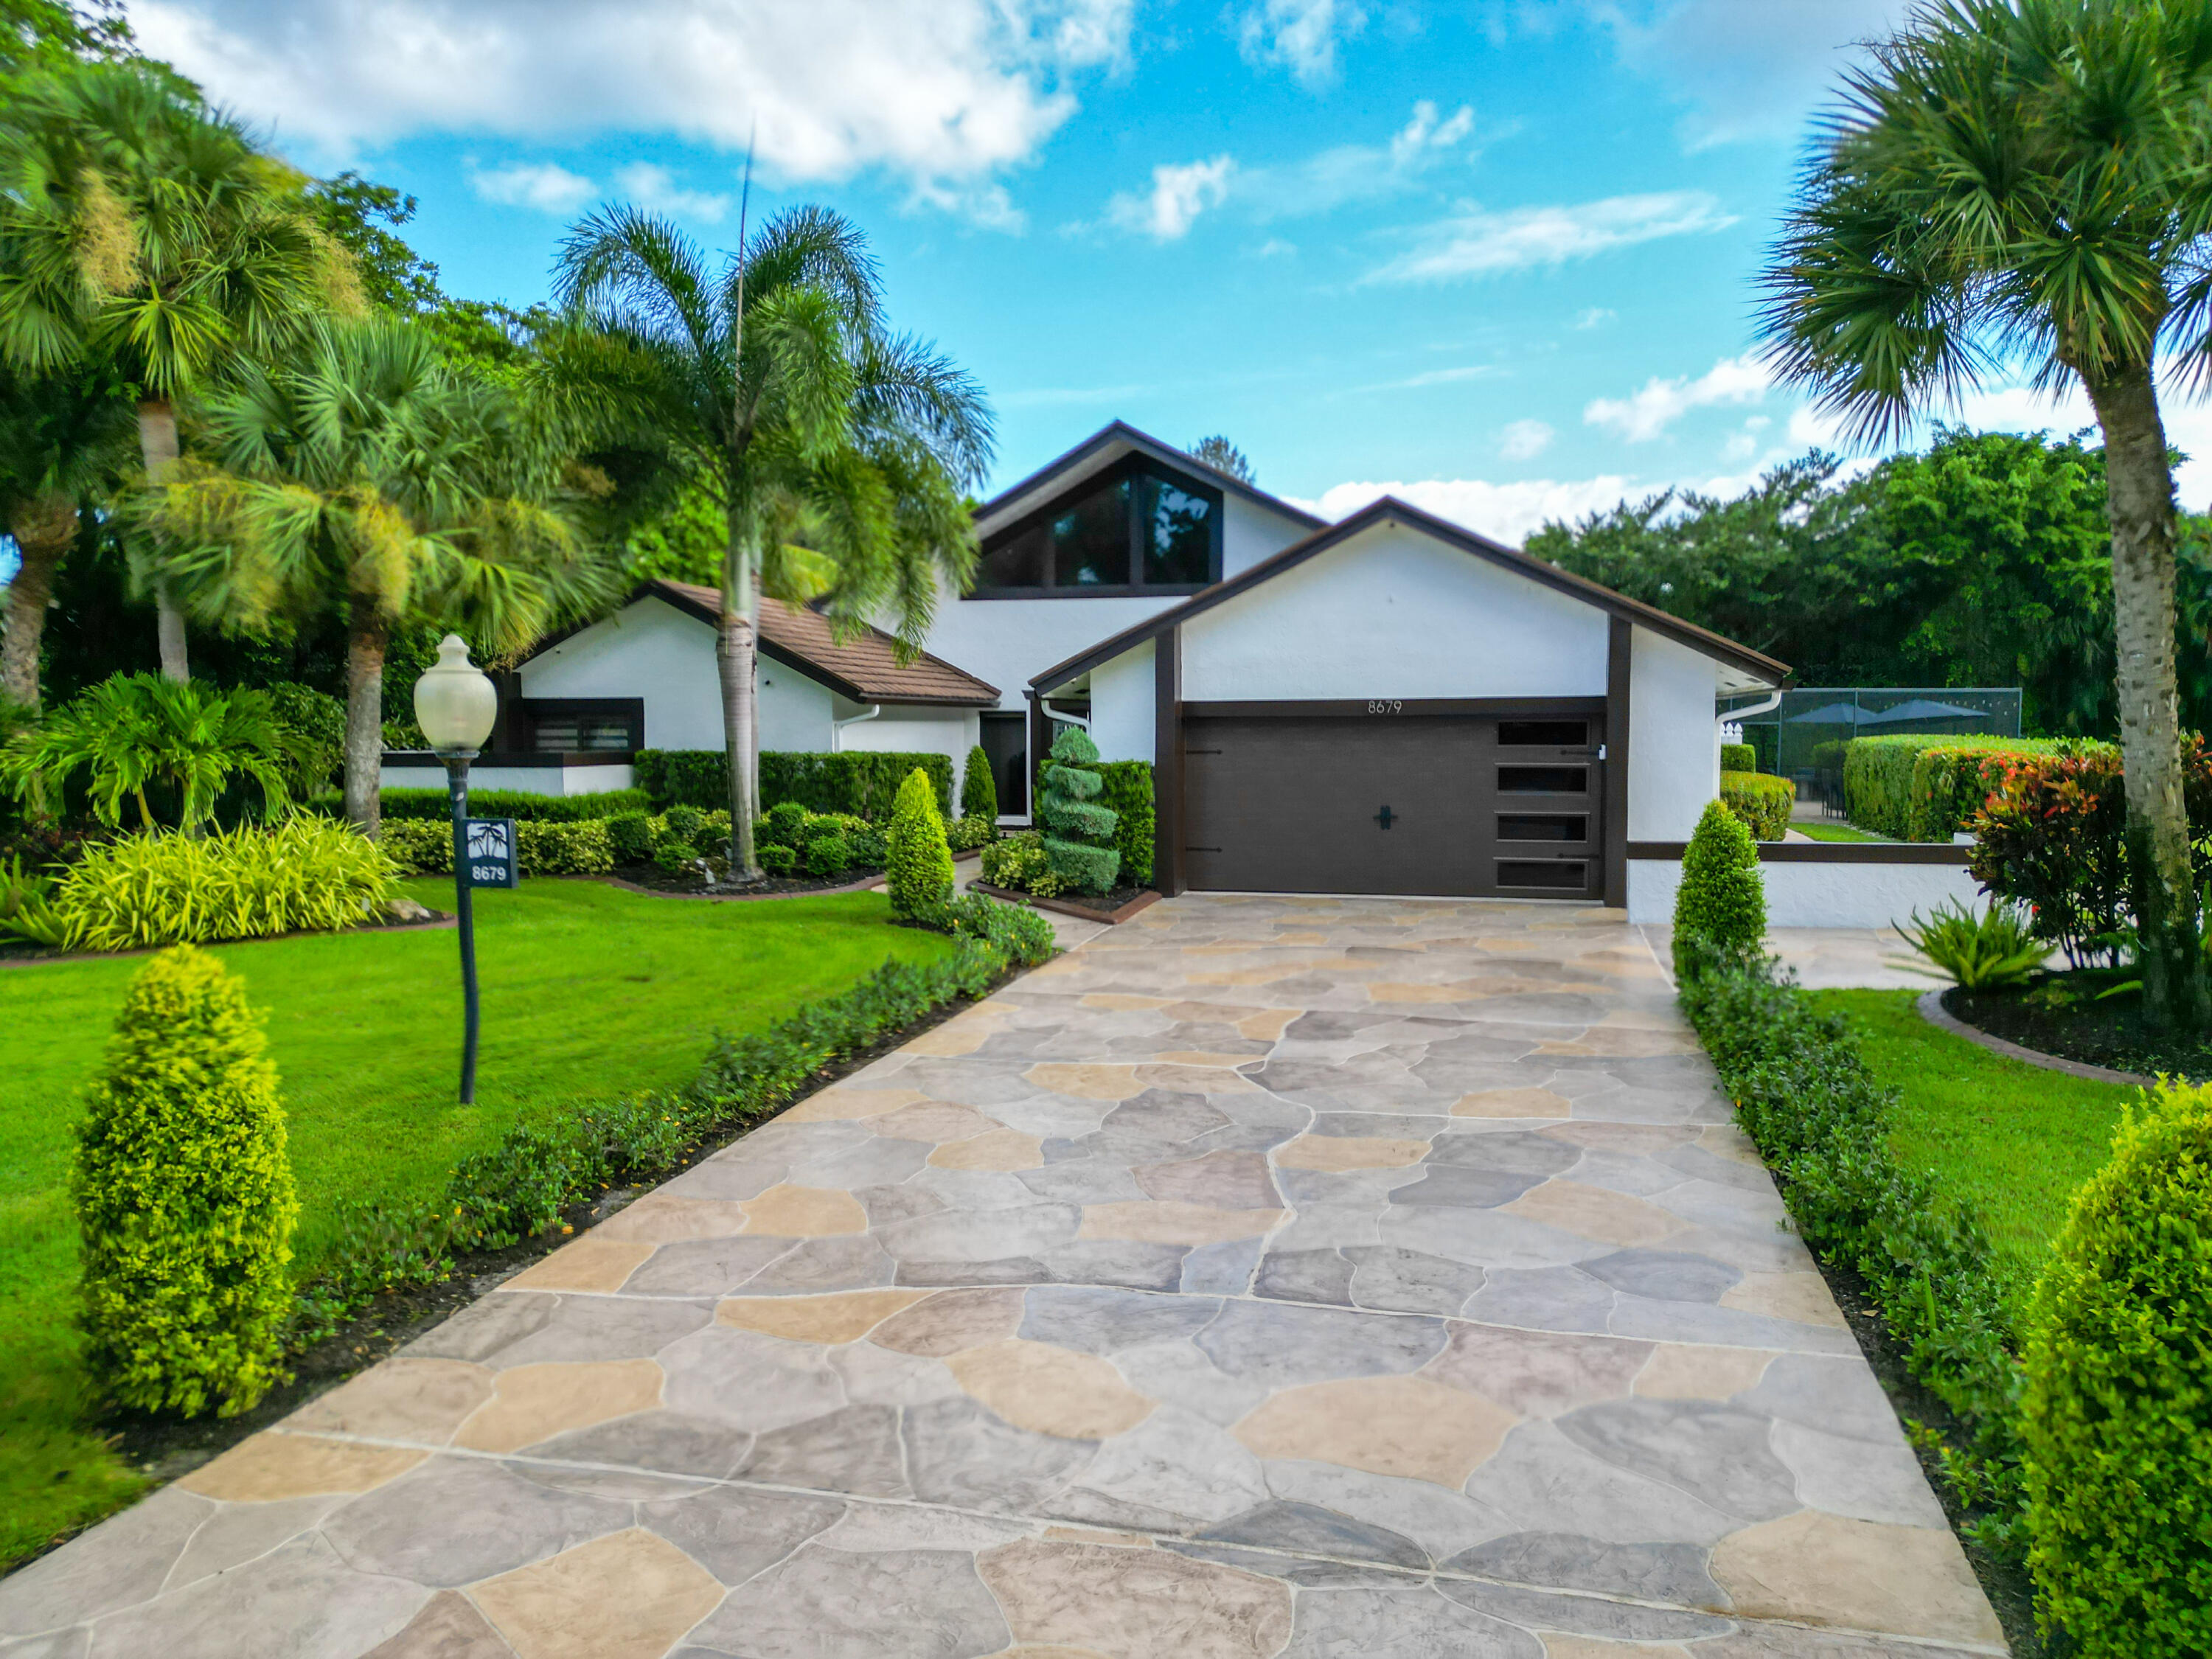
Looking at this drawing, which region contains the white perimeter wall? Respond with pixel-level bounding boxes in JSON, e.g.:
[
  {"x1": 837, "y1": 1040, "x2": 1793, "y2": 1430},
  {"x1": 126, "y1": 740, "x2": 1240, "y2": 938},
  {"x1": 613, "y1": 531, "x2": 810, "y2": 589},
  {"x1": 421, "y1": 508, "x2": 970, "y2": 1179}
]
[
  {"x1": 1627, "y1": 858, "x2": 1985, "y2": 927},
  {"x1": 379, "y1": 762, "x2": 636, "y2": 796},
  {"x1": 1180, "y1": 521, "x2": 1610, "y2": 703},
  {"x1": 1628, "y1": 627, "x2": 1722, "y2": 843}
]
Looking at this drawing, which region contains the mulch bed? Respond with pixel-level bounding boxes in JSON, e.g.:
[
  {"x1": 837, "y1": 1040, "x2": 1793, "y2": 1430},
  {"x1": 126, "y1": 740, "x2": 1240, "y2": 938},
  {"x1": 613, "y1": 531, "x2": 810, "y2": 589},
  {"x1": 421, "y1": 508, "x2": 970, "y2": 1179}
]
[
  {"x1": 1947, "y1": 979, "x2": 2212, "y2": 1082},
  {"x1": 595, "y1": 863, "x2": 887, "y2": 900},
  {"x1": 971, "y1": 880, "x2": 1160, "y2": 925}
]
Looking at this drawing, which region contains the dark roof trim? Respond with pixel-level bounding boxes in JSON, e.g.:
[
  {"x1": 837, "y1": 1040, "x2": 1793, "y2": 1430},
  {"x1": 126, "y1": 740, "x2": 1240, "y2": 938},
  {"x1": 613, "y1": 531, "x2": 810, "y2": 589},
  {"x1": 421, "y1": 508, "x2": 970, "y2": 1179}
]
[
  {"x1": 1029, "y1": 495, "x2": 1792, "y2": 695},
  {"x1": 975, "y1": 420, "x2": 1326, "y2": 534},
  {"x1": 543, "y1": 581, "x2": 1001, "y2": 707}
]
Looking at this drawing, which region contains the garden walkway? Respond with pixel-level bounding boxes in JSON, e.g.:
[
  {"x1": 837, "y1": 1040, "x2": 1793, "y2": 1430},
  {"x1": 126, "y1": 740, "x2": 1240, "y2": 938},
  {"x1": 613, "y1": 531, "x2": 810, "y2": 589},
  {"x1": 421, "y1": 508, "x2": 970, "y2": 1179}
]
[{"x1": 0, "y1": 896, "x2": 2004, "y2": 1658}]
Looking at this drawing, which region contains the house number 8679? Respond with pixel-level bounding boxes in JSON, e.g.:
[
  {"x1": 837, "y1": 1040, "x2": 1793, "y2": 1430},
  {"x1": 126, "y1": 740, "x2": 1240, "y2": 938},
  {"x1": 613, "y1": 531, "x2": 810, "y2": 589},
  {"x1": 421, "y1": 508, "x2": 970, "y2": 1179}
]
[{"x1": 1366, "y1": 700, "x2": 1404, "y2": 714}]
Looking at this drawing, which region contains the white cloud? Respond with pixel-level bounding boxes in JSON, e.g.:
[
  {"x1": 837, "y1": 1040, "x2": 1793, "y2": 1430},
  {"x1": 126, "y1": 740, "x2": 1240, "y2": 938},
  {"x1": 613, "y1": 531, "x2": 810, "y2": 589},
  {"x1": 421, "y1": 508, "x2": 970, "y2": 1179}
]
[
  {"x1": 612, "y1": 162, "x2": 731, "y2": 223},
  {"x1": 1250, "y1": 237, "x2": 1298, "y2": 258},
  {"x1": 131, "y1": 0, "x2": 1131, "y2": 220},
  {"x1": 470, "y1": 160, "x2": 597, "y2": 214},
  {"x1": 1500, "y1": 418, "x2": 1555, "y2": 460},
  {"x1": 1388, "y1": 100, "x2": 1475, "y2": 166},
  {"x1": 1366, "y1": 190, "x2": 1735, "y2": 284},
  {"x1": 1239, "y1": 0, "x2": 1366, "y2": 86},
  {"x1": 1585, "y1": 352, "x2": 1769, "y2": 442},
  {"x1": 1107, "y1": 156, "x2": 1237, "y2": 240},
  {"x1": 1573, "y1": 307, "x2": 1616, "y2": 330}
]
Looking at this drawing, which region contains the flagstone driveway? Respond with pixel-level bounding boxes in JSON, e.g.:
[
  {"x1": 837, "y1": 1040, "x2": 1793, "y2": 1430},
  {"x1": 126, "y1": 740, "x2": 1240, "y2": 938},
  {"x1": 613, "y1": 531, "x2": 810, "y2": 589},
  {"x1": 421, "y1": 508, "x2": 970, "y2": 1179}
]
[{"x1": 0, "y1": 895, "x2": 2006, "y2": 1658}]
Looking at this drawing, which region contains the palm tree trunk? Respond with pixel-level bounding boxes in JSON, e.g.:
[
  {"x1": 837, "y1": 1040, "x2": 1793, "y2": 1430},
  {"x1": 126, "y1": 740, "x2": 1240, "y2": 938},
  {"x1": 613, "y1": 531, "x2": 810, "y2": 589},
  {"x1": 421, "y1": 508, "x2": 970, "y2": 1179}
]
[
  {"x1": 718, "y1": 518, "x2": 762, "y2": 881},
  {"x1": 136, "y1": 399, "x2": 189, "y2": 684},
  {"x1": 2084, "y1": 363, "x2": 2211, "y2": 1032},
  {"x1": 344, "y1": 615, "x2": 389, "y2": 839},
  {"x1": 2, "y1": 491, "x2": 76, "y2": 711}
]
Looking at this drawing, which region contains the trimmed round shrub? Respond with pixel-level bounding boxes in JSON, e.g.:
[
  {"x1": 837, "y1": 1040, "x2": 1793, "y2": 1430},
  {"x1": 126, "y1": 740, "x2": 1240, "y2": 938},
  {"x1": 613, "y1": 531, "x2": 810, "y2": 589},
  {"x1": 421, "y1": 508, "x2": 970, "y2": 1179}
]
[
  {"x1": 1674, "y1": 798, "x2": 1764, "y2": 980},
  {"x1": 664, "y1": 804, "x2": 707, "y2": 844},
  {"x1": 886, "y1": 767, "x2": 955, "y2": 919},
  {"x1": 1719, "y1": 771, "x2": 1795, "y2": 842},
  {"x1": 1719, "y1": 741, "x2": 1756, "y2": 774},
  {"x1": 74, "y1": 945, "x2": 299, "y2": 1416},
  {"x1": 846, "y1": 824, "x2": 886, "y2": 867},
  {"x1": 607, "y1": 811, "x2": 654, "y2": 866},
  {"x1": 804, "y1": 831, "x2": 850, "y2": 879},
  {"x1": 759, "y1": 842, "x2": 798, "y2": 877},
  {"x1": 2023, "y1": 1079, "x2": 2212, "y2": 1654},
  {"x1": 652, "y1": 837, "x2": 698, "y2": 874},
  {"x1": 960, "y1": 743, "x2": 998, "y2": 821},
  {"x1": 762, "y1": 801, "x2": 810, "y2": 847}
]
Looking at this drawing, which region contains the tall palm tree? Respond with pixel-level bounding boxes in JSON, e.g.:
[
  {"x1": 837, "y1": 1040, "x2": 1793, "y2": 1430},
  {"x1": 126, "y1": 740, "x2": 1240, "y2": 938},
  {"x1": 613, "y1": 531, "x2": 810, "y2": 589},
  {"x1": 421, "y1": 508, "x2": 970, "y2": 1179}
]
[
  {"x1": 0, "y1": 59, "x2": 355, "y2": 681},
  {"x1": 0, "y1": 359, "x2": 133, "y2": 708},
  {"x1": 1760, "y1": 0, "x2": 2212, "y2": 1031},
  {"x1": 543, "y1": 204, "x2": 992, "y2": 879},
  {"x1": 136, "y1": 318, "x2": 611, "y2": 835}
]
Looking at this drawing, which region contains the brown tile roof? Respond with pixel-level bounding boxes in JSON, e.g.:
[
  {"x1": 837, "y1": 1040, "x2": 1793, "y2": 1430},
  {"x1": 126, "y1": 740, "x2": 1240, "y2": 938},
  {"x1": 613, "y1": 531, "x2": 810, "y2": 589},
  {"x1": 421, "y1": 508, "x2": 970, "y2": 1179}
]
[{"x1": 647, "y1": 580, "x2": 1000, "y2": 706}]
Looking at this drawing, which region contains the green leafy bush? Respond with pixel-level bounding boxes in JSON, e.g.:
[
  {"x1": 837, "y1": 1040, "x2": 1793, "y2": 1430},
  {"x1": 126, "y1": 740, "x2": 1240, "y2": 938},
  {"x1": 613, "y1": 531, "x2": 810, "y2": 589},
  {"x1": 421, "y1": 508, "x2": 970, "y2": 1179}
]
[
  {"x1": 979, "y1": 829, "x2": 1063, "y2": 897},
  {"x1": 651, "y1": 838, "x2": 698, "y2": 874},
  {"x1": 2023, "y1": 1080, "x2": 2212, "y2": 1652},
  {"x1": 1895, "y1": 898, "x2": 2049, "y2": 989},
  {"x1": 846, "y1": 824, "x2": 886, "y2": 867},
  {"x1": 664, "y1": 804, "x2": 706, "y2": 844},
  {"x1": 804, "y1": 832, "x2": 849, "y2": 878},
  {"x1": 960, "y1": 743, "x2": 998, "y2": 821},
  {"x1": 265, "y1": 682, "x2": 347, "y2": 793},
  {"x1": 762, "y1": 801, "x2": 810, "y2": 846},
  {"x1": 0, "y1": 851, "x2": 68, "y2": 947},
  {"x1": 1680, "y1": 957, "x2": 2028, "y2": 1563},
  {"x1": 636, "y1": 749, "x2": 955, "y2": 819},
  {"x1": 33, "y1": 821, "x2": 399, "y2": 951},
  {"x1": 74, "y1": 946, "x2": 299, "y2": 1416},
  {"x1": 947, "y1": 813, "x2": 998, "y2": 853},
  {"x1": 1038, "y1": 727, "x2": 1120, "y2": 894},
  {"x1": 373, "y1": 787, "x2": 653, "y2": 823},
  {"x1": 886, "y1": 767, "x2": 955, "y2": 919},
  {"x1": 381, "y1": 818, "x2": 614, "y2": 877},
  {"x1": 759, "y1": 843, "x2": 797, "y2": 877},
  {"x1": 1844, "y1": 734, "x2": 2091, "y2": 841},
  {"x1": 1097, "y1": 759, "x2": 1155, "y2": 887},
  {"x1": 1718, "y1": 771, "x2": 1794, "y2": 841},
  {"x1": 1719, "y1": 741, "x2": 1756, "y2": 773},
  {"x1": 606, "y1": 811, "x2": 654, "y2": 864},
  {"x1": 921, "y1": 890, "x2": 1057, "y2": 962},
  {"x1": 1673, "y1": 799, "x2": 1764, "y2": 978}
]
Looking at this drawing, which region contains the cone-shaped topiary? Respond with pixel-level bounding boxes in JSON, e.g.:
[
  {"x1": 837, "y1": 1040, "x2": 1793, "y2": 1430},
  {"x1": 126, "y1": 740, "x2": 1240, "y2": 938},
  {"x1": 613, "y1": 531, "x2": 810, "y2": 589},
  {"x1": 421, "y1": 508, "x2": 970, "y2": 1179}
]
[
  {"x1": 2023, "y1": 1079, "x2": 2212, "y2": 1655},
  {"x1": 1039, "y1": 726, "x2": 1121, "y2": 894},
  {"x1": 960, "y1": 744, "x2": 998, "y2": 821},
  {"x1": 1673, "y1": 798, "x2": 1764, "y2": 980},
  {"x1": 886, "y1": 766, "x2": 955, "y2": 918},
  {"x1": 73, "y1": 945, "x2": 299, "y2": 1416}
]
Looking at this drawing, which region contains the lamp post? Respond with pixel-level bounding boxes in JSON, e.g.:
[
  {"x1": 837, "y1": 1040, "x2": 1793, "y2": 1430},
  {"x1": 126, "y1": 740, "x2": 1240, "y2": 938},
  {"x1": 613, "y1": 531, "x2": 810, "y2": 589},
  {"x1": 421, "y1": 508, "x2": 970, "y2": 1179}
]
[{"x1": 414, "y1": 635, "x2": 499, "y2": 1105}]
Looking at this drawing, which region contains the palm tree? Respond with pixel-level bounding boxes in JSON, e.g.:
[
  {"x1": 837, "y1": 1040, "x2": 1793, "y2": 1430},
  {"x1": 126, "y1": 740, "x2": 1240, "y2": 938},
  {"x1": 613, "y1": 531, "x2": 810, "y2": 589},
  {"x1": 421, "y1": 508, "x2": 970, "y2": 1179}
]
[
  {"x1": 1760, "y1": 0, "x2": 2212, "y2": 1031},
  {"x1": 1, "y1": 360, "x2": 133, "y2": 708},
  {"x1": 136, "y1": 318, "x2": 610, "y2": 835},
  {"x1": 0, "y1": 59, "x2": 355, "y2": 681},
  {"x1": 543, "y1": 204, "x2": 992, "y2": 879}
]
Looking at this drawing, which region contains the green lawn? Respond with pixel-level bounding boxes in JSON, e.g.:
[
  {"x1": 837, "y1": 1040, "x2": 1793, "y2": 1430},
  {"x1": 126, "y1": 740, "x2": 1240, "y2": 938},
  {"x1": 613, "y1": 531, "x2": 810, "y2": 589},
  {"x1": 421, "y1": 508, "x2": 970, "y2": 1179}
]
[
  {"x1": 1792, "y1": 821, "x2": 1892, "y2": 843},
  {"x1": 1806, "y1": 989, "x2": 2135, "y2": 1295},
  {"x1": 0, "y1": 877, "x2": 952, "y2": 1568}
]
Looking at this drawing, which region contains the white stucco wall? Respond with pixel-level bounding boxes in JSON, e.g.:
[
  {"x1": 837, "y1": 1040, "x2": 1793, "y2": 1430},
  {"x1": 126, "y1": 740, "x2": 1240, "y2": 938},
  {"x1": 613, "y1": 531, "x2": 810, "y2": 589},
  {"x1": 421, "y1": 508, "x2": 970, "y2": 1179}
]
[
  {"x1": 378, "y1": 762, "x2": 636, "y2": 796},
  {"x1": 832, "y1": 702, "x2": 981, "y2": 799},
  {"x1": 1627, "y1": 627, "x2": 1723, "y2": 842},
  {"x1": 1179, "y1": 521, "x2": 1611, "y2": 703},
  {"x1": 1220, "y1": 493, "x2": 1314, "y2": 579},
  {"x1": 1085, "y1": 642, "x2": 1156, "y2": 764},
  {"x1": 1627, "y1": 858, "x2": 1985, "y2": 927}
]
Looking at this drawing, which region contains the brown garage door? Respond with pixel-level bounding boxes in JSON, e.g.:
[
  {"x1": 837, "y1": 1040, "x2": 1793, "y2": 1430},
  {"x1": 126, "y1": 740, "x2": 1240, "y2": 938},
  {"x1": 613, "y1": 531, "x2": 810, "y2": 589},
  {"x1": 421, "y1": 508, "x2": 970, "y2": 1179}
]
[{"x1": 1180, "y1": 706, "x2": 1604, "y2": 898}]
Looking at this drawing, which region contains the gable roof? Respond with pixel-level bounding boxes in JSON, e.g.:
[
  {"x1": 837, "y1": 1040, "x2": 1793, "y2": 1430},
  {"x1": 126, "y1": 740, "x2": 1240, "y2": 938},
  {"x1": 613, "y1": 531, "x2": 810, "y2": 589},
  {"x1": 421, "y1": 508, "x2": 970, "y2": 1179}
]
[
  {"x1": 1029, "y1": 495, "x2": 1791, "y2": 695},
  {"x1": 974, "y1": 420, "x2": 1327, "y2": 538},
  {"x1": 616, "y1": 580, "x2": 1001, "y2": 706}
]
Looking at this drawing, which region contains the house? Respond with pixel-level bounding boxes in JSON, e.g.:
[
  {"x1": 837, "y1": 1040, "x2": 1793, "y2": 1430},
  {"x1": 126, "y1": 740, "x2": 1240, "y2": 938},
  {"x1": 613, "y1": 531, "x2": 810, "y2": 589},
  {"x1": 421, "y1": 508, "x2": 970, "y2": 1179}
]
[{"x1": 398, "y1": 422, "x2": 1808, "y2": 916}]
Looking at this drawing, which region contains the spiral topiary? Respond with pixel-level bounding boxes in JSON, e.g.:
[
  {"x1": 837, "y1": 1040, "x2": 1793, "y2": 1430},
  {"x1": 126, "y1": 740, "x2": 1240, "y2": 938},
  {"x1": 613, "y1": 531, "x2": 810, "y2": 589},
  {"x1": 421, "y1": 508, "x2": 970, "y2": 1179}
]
[
  {"x1": 1038, "y1": 726, "x2": 1120, "y2": 894},
  {"x1": 886, "y1": 766, "x2": 955, "y2": 918},
  {"x1": 73, "y1": 945, "x2": 299, "y2": 1416}
]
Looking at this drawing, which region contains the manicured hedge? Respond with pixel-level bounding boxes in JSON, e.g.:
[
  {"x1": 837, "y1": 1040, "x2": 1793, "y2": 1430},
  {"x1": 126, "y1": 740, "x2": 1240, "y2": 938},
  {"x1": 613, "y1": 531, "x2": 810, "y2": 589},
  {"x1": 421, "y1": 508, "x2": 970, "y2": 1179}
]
[
  {"x1": 1843, "y1": 734, "x2": 2089, "y2": 841},
  {"x1": 636, "y1": 749, "x2": 954, "y2": 821},
  {"x1": 1720, "y1": 741, "x2": 1756, "y2": 773},
  {"x1": 370, "y1": 787, "x2": 653, "y2": 823},
  {"x1": 1719, "y1": 771, "x2": 1793, "y2": 841},
  {"x1": 293, "y1": 894, "x2": 1056, "y2": 1335},
  {"x1": 380, "y1": 818, "x2": 615, "y2": 877},
  {"x1": 1680, "y1": 955, "x2": 2029, "y2": 1564},
  {"x1": 1098, "y1": 759, "x2": 1155, "y2": 886}
]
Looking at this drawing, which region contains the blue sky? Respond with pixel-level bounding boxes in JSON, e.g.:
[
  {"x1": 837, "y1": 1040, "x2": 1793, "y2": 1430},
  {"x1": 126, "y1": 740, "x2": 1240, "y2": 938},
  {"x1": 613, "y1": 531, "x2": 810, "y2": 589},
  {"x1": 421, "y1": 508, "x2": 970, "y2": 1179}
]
[{"x1": 128, "y1": 0, "x2": 2198, "y2": 540}]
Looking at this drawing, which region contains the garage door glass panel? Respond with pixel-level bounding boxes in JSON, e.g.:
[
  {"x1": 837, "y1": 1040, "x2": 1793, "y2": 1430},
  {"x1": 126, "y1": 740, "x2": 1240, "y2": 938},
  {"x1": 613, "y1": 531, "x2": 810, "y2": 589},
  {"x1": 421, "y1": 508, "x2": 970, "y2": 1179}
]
[
  {"x1": 1498, "y1": 720, "x2": 1588, "y2": 748},
  {"x1": 1498, "y1": 860, "x2": 1588, "y2": 889},
  {"x1": 1498, "y1": 765, "x2": 1587, "y2": 793},
  {"x1": 1498, "y1": 813, "x2": 1587, "y2": 842}
]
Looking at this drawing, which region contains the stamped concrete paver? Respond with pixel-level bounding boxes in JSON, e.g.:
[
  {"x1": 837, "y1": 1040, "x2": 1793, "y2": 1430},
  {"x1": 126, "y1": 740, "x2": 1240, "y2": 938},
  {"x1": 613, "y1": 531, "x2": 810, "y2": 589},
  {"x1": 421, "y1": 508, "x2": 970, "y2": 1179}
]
[{"x1": 0, "y1": 895, "x2": 2005, "y2": 1657}]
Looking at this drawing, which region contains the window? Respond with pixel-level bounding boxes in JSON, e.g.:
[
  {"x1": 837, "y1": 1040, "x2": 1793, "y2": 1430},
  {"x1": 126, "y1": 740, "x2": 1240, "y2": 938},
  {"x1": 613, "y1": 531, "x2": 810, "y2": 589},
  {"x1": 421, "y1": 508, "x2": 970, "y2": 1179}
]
[
  {"x1": 973, "y1": 458, "x2": 1222, "y2": 597},
  {"x1": 518, "y1": 700, "x2": 641, "y2": 754}
]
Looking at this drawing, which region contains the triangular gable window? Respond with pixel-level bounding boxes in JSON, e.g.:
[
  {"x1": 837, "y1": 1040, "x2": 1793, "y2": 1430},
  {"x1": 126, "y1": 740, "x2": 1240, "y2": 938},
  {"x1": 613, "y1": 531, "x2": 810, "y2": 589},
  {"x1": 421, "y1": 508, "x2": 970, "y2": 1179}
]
[{"x1": 973, "y1": 456, "x2": 1222, "y2": 597}]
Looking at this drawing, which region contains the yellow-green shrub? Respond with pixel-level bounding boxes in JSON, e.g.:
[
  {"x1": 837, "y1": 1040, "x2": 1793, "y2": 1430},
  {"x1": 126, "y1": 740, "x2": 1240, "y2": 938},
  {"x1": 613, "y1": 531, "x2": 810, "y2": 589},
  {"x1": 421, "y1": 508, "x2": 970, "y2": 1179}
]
[
  {"x1": 1719, "y1": 771, "x2": 1793, "y2": 841},
  {"x1": 43, "y1": 819, "x2": 399, "y2": 951},
  {"x1": 379, "y1": 817, "x2": 613, "y2": 877},
  {"x1": 1843, "y1": 734, "x2": 2092, "y2": 840},
  {"x1": 1719, "y1": 741, "x2": 1756, "y2": 773},
  {"x1": 885, "y1": 767, "x2": 954, "y2": 919},
  {"x1": 73, "y1": 946, "x2": 299, "y2": 1416},
  {"x1": 2023, "y1": 1079, "x2": 2212, "y2": 1654},
  {"x1": 978, "y1": 830, "x2": 1064, "y2": 898}
]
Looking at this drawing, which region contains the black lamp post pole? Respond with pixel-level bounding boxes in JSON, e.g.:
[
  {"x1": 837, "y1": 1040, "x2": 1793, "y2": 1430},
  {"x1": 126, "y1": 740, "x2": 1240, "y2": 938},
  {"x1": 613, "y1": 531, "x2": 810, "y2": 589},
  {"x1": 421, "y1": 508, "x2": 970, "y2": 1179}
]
[{"x1": 443, "y1": 750, "x2": 480, "y2": 1105}]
